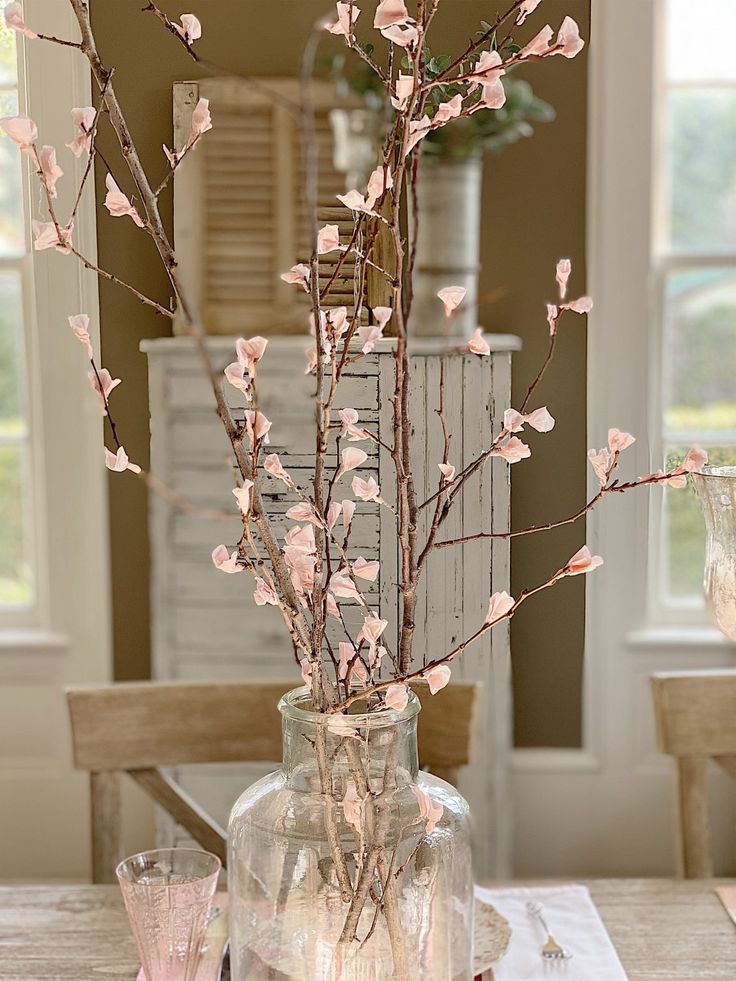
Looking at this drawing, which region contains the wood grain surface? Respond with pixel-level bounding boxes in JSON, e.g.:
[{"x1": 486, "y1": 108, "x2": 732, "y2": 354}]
[{"x1": 1, "y1": 880, "x2": 734, "y2": 980}]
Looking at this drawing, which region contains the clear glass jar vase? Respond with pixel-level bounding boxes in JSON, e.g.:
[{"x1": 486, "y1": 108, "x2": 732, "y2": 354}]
[
  {"x1": 228, "y1": 687, "x2": 474, "y2": 980},
  {"x1": 693, "y1": 467, "x2": 736, "y2": 641}
]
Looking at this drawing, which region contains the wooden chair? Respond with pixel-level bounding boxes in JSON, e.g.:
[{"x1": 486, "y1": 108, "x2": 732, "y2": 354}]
[
  {"x1": 67, "y1": 680, "x2": 479, "y2": 883},
  {"x1": 650, "y1": 669, "x2": 736, "y2": 877}
]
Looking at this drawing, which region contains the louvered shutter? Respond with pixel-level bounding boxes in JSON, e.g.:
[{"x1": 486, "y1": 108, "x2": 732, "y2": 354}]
[{"x1": 172, "y1": 78, "x2": 361, "y2": 334}]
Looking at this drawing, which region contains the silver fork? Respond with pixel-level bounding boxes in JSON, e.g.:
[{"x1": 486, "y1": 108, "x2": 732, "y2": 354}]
[{"x1": 526, "y1": 900, "x2": 573, "y2": 961}]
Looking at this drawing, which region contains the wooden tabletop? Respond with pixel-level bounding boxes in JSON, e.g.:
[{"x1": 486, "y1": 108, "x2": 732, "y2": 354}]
[{"x1": 0, "y1": 879, "x2": 734, "y2": 980}]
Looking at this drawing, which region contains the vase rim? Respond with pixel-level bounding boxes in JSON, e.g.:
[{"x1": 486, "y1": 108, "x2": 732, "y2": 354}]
[
  {"x1": 278, "y1": 685, "x2": 421, "y2": 727},
  {"x1": 693, "y1": 466, "x2": 736, "y2": 479}
]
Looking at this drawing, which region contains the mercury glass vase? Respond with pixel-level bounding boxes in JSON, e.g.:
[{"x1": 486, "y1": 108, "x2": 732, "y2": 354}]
[
  {"x1": 693, "y1": 467, "x2": 736, "y2": 641},
  {"x1": 228, "y1": 687, "x2": 474, "y2": 980}
]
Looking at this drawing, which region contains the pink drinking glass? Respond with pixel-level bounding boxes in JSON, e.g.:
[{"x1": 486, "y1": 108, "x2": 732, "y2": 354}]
[{"x1": 116, "y1": 847, "x2": 221, "y2": 981}]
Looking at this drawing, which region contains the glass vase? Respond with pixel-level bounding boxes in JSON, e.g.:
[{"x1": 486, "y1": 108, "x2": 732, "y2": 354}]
[
  {"x1": 693, "y1": 467, "x2": 736, "y2": 641},
  {"x1": 228, "y1": 687, "x2": 474, "y2": 980}
]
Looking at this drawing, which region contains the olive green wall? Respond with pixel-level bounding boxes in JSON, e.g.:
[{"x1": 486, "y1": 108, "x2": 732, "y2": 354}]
[{"x1": 93, "y1": 0, "x2": 590, "y2": 747}]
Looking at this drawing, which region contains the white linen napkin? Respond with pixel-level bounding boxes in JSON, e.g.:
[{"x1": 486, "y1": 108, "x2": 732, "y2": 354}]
[{"x1": 474, "y1": 884, "x2": 628, "y2": 981}]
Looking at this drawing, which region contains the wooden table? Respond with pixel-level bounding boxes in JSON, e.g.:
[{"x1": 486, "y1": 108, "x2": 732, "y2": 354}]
[{"x1": 0, "y1": 880, "x2": 734, "y2": 980}]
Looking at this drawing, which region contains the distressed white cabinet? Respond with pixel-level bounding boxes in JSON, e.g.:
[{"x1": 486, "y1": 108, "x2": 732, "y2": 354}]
[{"x1": 142, "y1": 334, "x2": 519, "y2": 876}]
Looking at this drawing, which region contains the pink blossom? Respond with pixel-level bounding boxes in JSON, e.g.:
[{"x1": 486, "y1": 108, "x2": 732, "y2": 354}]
[
  {"x1": 4, "y1": 3, "x2": 37, "y2": 39},
  {"x1": 380, "y1": 21, "x2": 419, "y2": 47},
  {"x1": 317, "y1": 223, "x2": 341, "y2": 255},
  {"x1": 521, "y1": 24, "x2": 554, "y2": 58},
  {"x1": 373, "y1": 0, "x2": 410, "y2": 28},
  {"x1": 336, "y1": 188, "x2": 375, "y2": 214},
  {"x1": 284, "y1": 524, "x2": 316, "y2": 554},
  {"x1": 104, "y1": 174, "x2": 145, "y2": 228},
  {"x1": 556, "y1": 258, "x2": 571, "y2": 299},
  {"x1": 339, "y1": 407, "x2": 370, "y2": 442},
  {"x1": 546, "y1": 302, "x2": 559, "y2": 336},
  {"x1": 174, "y1": 13, "x2": 202, "y2": 44},
  {"x1": 467, "y1": 328, "x2": 490, "y2": 356},
  {"x1": 280, "y1": 263, "x2": 310, "y2": 292},
  {"x1": 682, "y1": 446, "x2": 708, "y2": 472},
  {"x1": 285, "y1": 502, "x2": 320, "y2": 526},
  {"x1": 608, "y1": 428, "x2": 636, "y2": 454},
  {"x1": 326, "y1": 1, "x2": 361, "y2": 37},
  {"x1": 0, "y1": 115, "x2": 37, "y2": 153},
  {"x1": 287, "y1": 553, "x2": 315, "y2": 595},
  {"x1": 326, "y1": 592, "x2": 341, "y2": 618},
  {"x1": 357, "y1": 324, "x2": 384, "y2": 354},
  {"x1": 211, "y1": 544, "x2": 243, "y2": 574},
  {"x1": 564, "y1": 295, "x2": 593, "y2": 314},
  {"x1": 373, "y1": 306, "x2": 393, "y2": 331},
  {"x1": 411, "y1": 785, "x2": 443, "y2": 834},
  {"x1": 516, "y1": 0, "x2": 542, "y2": 25},
  {"x1": 326, "y1": 501, "x2": 342, "y2": 531},
  {"x1": 38, "y1": 145, "x2": 63, "y2": 198},
  {"x1": 372, "y1": 644, "x2": 387, "y2": 670},
  {"x1": 300, "y1": 658, "x2": 313, "y2": 686},
  {"x1": 341, "y1": 779, "x2": 363, "y2": 831},
  {"x1": 87, "y1": 368, "x2": 121, "y2": 415},
  {"x1": 353, "y1": 556, "x2": 379, "y2": 581},
  {"x1": 336, "y1": 446, "x2": 368, "y2": 480},
  {"x1": 492, "y1": 436, "x2": 531, "y2": 464},
  {"x1": 563, "y1": 545, "x2": 604, "y2": 576},
  {"x1": 253, "y1": 577, "x2": 279, "y2": 607},
  {"x1": 223, "y1": 361, "x2": 251, "y2": 399},
  {"x1": 328, "y1": 709, "x2": 362, "y2": 736},
  {"x1": 342, "y1": 499, "x2": 356, "y2": 532},
  {"x1": 329, "y1": 569, "x2": 362, "y2": 602},
  {"x1": 236, "y1": 335, "x2": 268, "y2": 378},
  {"x1": 384, "y1": 683, "x2": 409, "y2": 711},
  {"x1": 358, "y1": 613, "x2": 388, "y2": 649},
  {"x1": 304, "y1": 345, "x2": 318, "y2": 374},
  {"x1": 471, "y1": 50, "x2": 504, "y2": 82},
  {"x1": 434, "y1": 94, "x2": 463, "y2": 124},
  {"x1": 424, "y1": 664, "x2": 451, "y2": 695},
  {"x1": 391, "y1": 73, "x2": 414, "y2": 110},
  {"x1": 68, "y1": 314, "x2": 93, "y2": 358},
  {"x1": 104, "y1": 445, "x2": 141, "y2": 475},
  {"x1": 438, "y1": 286, "x2": 467, "y2": 318},
  {"x1": 484, "y1": 590, "x2": 515, "y2": 625},
  {"x1": 32, "y1": 219, "x2": 73, "y2": 254},
  {"x1": 504, "y1": 406, "x2": 555, "y2": 433},
  {"x1": 587, "y1": 448, "x2": 612, "y2": 487},
  {"x1": 476, "y1": 78, "x2": 506, "y2": 110},
  {"x1": 351, "y1": 474, "x2": 381, "y2": 502},
  {"x1": 232, "y1": 479, "x2": 254, "y2": 515},
  {"x1": 66, "y1": 107, "x2": 96, "y2": 157},
  {"x1": 264, "y1": 453, "x2": 294, "y2": 488},
  {"x1": 366, "y1": 165, "x2": 394, "y2": 205},
  {"x1": 244, "y1": 410, "x2": 272, "y2": 448},
  {"x1": 190, "y1": 98, "x2": 212, "y2": 139},
  {"x1": 438, "y1": 463, "x2": 456, "y2": 482},
  {"x1": 555, "y1": 16, "x2": 585, "y2": 58}
]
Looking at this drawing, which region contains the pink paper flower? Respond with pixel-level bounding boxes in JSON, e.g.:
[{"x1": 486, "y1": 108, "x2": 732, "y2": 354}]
[
  {"x1": 104, "y1": 174, "x2": 145, "y2": 228},
  {"x1": 190, "y1": 98, "x2": 212, "y2": 139},
  {"x1": 328, "y1": 708, "x2": 361, "y2": 735},
  {"x1": 174, "y1": 13, "x2": 202, "y2": 44},
  {"x1": 0, "y1": 115, "x2": 37, "y2": 153},
  {"x1": 353, "y1": 556, "x2": 379, "y2": 581},
  {"x1": 336, "y1": 188, "x2": 374, "y2": 214},
  {"x1": 4, "y1": 3, "x2": 37, "y2": 39},
  {"x1": 341, "y1": 779, "x2": 363, "y2": 832},
  {"x1": 563, "y1": 545, "x2": 604, "y2": 576},
  {"x1": 555, "y1": 16, "x2": 585, "y2": 58},
  {"x1": 391, "y1": 73, "x2": 414, "y2": 110},
  {"x1": 373, "y1": 0, "x2": 410, "y2": 28},
  {"x1": 373, "y1": 306, "x2": 393, "y2": 331},
  {"x1": 280, "y1": 263, "x2": 310, "y2": 292},
  {"x1": 317, "y1": 223, "x2": 341, "y2": 255},
  {"x1": 300, "y1": 657, "x2": 313, "y2": 686},
  {"x1": 438, "y1": 286, "x2": 466, "y2": 318},
  {"x1": 358, "y1": 613, "x2": 388, "y2": 649},
  {"x1": 285, "y1": 502, "x2": 320, "y2": 525},
  {"x1": 438, "y1": 463, "x2": 456, "y2": 482},
  {"x1": 244, "y1": 410, "x2": 272, "y2": 448},
  {"x1": 406, "y1": 116, "x2": 432, "y2": 154},
  {"x1": 253, "y1": 577, "x2": 279, "y2": 607},
  {"x1": 484, "y1": 590, "x2": 515, "y2": 625},
  {"x1": 211, "y1": 544, "x2": 243, "y2": 574},
  {"x1": 424, "y1": 664, "x2": 451, "y2": 695},
  {"x1": 336, "y1": 446, "x2": 368, "y2": 480},
  {"x1": 329, "y1": 569, "x2": 362, "y2": 602},
  {"x1": 284, "y1": 524, "x2": 316, "y2": 554},
  {"x1": 608, "y1": 428, "x2": 636, "y2": 454},
  {"x1": 236, "y1": 335, "x2": 268, "y2": 378},
  {"x1": 380, "y1": 21, "x2": 419, "y2": 47},
  {"x1": 564, "y1": 295, "x2": 593, "y2": 315},
  {"x1": 503, "y1": 406, "x2": 555, "y2": 433},
  {"x1": 556, "y1": 258, "x2": 572, "y2": 299},
  {"x1": 232, "y1": 479, "x2": 254, "y2": 515},
  {"x1": 467, "y1": 328, "x2": 490, "y2": 356},
  {"x1": 351, "y1": 474, "x2": 381, "y2": 502},
  {"x1": 223, "y1": 361, "x2": 250, "y2": 399},
  {"x1": 434, "y1": 94, "x2": 463, "y2": 124},
  {"x1": 304, "y1": 345, "x2": 318, "y2": 375},
  {"x1": 339, "y1": 407, "x2": 370, "y2": 442},
  {"x1": 520, "y1": 24, "x2": 554, "y2": 58},
  {"x1": 411, "y1": 785, "x2": 443, "y2": 834},
  {"x1": 492, "y1": 436, "x2": 531, "y2": 464},
  {"x1": 516, "y1": 0, "x2": 542, "y2": 25},
  {"x1": 326, "y1": 1, "x2": 361, "y2": 37},
  {"x1": 68, "y1": 314, "x2": 93, "y2": 358},
  {"x1": 326, "y1": 502, "x2": 342, "y2": 531},
  {"x1": 385, "y1": 683, "x2": 409, "y2": 711},
  {"x1": 326, "y1": 592, "x2": 341, "y2": 618},
  {"x1": 32, "y1": 219, "x2": 73, "y2": 254},
  {"x1": 342, "y1": 499, "x2": 356, "y2": 532},
  {"x1": 67, "y1": 107, "x2": 96, "y2": 157},
  {"x1": 682, "y1": 446, "x2": 708, "y2": 472},
  {"x1": 264, "y1": 453, "x2": 294, "y2": 488},
  {"x1": 587, "y1": 448, "x2": 612, "y2": 487},
  {"x1": 471, "y1": 50, "x2": 504, "y2": 83},
  {"x1": 366, "y1": 165, "x2": 394, "y2": 204},
  {"x1": 357, "y1": 324, "x2": 383, "y2": 354},
  {"x1": 88, "y1": 368, "x2": 121, "y2": 415},
  {"x1": 476, "y1": 78, "x2": 506, "y2": 110},
  {"x1": 104, "y1": 445, "x2": 141, "y2": 475},
  {"x1": 546, "y1": 302, "x2": 559, "y2": 336},
  {"x1": 38, "y1": 145, "x2": 63, "y2": 198}
]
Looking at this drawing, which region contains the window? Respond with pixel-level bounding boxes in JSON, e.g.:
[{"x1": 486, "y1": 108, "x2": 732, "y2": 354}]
[
  {"x1": 0, "y1": 6, "x2": 34, "y2": 611},
  {"x1": 655, "y1": 0, "x2": 736, "y2": 611}
]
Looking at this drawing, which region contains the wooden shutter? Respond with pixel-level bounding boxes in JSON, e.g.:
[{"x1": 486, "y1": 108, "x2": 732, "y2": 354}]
[{"x1": 172, "y1": 78, "x2": 361, "y2": 335}]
